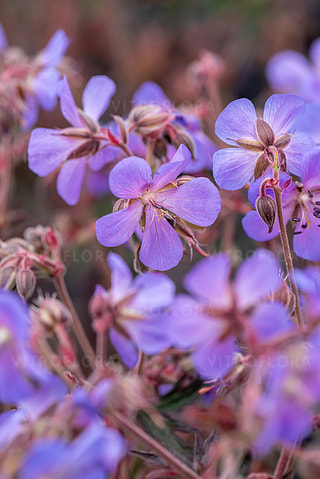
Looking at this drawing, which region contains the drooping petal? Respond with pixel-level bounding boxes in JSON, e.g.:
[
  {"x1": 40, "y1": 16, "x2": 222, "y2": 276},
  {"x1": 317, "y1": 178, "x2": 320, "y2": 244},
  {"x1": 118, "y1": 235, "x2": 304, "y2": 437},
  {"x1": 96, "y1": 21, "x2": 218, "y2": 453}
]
[
  {"x1": 150, "y1": 144, "x2": 191, "y2": 192},
  {"x1": 58, "y1": 76, "x2": 84, "y2": 127},
  {"x1": 82, "y1": 76, "x2": 116, "y2": 120},
  {"x1": 132, "y1": 272, "x2": 175, "y2": 313},
  {"x1": 285, "y1": 131, "x2": 315, "y2": 177},
  {"x1": 234, "y1": 249, "x2": 282, "y2": 311},
  {"x1": 294, "y1": 221, "x2": 320, "y2": 261},
  {"x1": 109, "y1": 157, "x2": 152, "y2": 199},
  {"x1": 57, "y1": 158, "x2": 87, "y2": 205},
  {"x1": 28, "y1": 128, "x2": 83, "y2": 176},
  {"x1": 215, "y1": 98, "x2": 258, "y2": 146},
  {"x1": 184, "y1": 254, "x2": 233, "y2": 310},
  {"x1": 139, "y1": 205, "x2": 183, "y2": 271},
  {"x1": 251, "y1": 301, "x2": 294, "y2": 341},
  {"x1": 300, "y1": 146, "x2": 320, "y2": 189},
  {"x1": 192, "y1": 334, "x2": 237, "y2": 380},
  {"x1": 32, "y1": 67, "x2": 60, "y2": 110},
  {"x1": 155, "y1": 177, "x2": 220, "y2": 226},
  {"x1": 109, "y1": 328, "x2": 138, "y2": 368},
  {"x1": 96, "y1": 201, "x2": 143, "y2": 247},
  {"x1": 40, "y1": 29, "x2": 69, "y2": 67},
  {"x1": 212, "y1": 147, "x2": 256, "y2": 190},
  {"x1": 133, "y1": 81, "x2": 173, "y2": 109},
  {"x1": 263, "y1": 94, "x2": 305, "y2": 137},
  {"x1": 265, "y1": 51, "x2": 313, "y2": 98},
  {"x1": 108, "y1": 253, "x2": 133, "y2": 303},
  {"x1": 242, "y1": 210, "x2": 281, "y2": 241},
  {"x1": 89, "y1": 146, "x2": 119, "y2": 171}
]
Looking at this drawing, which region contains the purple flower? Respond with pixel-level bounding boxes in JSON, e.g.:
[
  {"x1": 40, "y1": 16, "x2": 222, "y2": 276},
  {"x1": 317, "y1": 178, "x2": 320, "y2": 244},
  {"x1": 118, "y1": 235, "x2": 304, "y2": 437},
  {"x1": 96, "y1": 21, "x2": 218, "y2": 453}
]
[
  {"x1": 91, "y1": 252, "x2": 175, "y2": 367},
  {"x1": 0, "y1": 291, "x2": 66, "y2": 405},
  {"x1": 242, "y1": 147, "x2": 320, "y2": 261},
  {"x1": 28, "y1": 75, "x2": 116, "y2": 204},
  {"x1": 213, "y1": 94, "x2": 314, "y2": 189},
  {"x1": 266, "y1": 38, "x2": 320, "y2": 102},
  {"x1": 133, "y1": 81, "x2": 217, "y2": 172},
  {"x1": 168, "y1": 249, "x2": 283, "y2": 379},
  {"x1": 295, "y1": 265, "x2": 320, "y2": 320},
  {"x1": 19, "y1": 423, "x2": 125, "y2": 479},
  {"x1": 96, "y1": 145, "x2": 221, "y2": 270}
]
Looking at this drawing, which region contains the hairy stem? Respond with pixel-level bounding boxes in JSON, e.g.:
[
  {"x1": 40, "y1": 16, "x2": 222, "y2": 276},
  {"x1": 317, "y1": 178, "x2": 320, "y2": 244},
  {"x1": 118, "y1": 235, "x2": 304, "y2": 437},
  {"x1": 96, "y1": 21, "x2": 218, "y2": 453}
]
[
  {"x1": 54, "y1": 275, "x2": 96, "y2": 370},
  {"x1": 114, "y1": 412, "x2": 202, "y2": 479},
  {"x1": 274, "y1": 186, "x2": 304, "y2": 330},
  {"x1": 274, "y1": 448, "x2": 292, "y2": 479}
]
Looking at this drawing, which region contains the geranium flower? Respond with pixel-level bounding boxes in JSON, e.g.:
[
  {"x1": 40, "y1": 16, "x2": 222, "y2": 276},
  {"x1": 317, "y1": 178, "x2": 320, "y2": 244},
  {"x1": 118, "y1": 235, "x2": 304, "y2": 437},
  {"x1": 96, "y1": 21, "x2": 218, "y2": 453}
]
[
  {"x1": 91, "y1": 253, "x2": 175, "y2": 367},
  {"x1": 213, "y1": 94, "x2": 314, "y2": 190},
  {"x1": 28, "y1": 75, "x2": 116, "y2": 204},
  {"x1": 96, "y1": 145, "x2": 221, "y2": 270},
  {"x1": 242, "y1": 147, "x2": 320, "y2": 261}
]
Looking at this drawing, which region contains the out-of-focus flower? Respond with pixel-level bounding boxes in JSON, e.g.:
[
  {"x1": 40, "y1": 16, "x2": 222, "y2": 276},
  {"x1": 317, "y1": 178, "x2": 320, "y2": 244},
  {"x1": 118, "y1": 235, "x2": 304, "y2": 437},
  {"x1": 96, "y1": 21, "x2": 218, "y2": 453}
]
[
  {"x1": 96, "y1": 145, "x2": 221, "y2": 270},
  {"x1": 266, "y1": 38, "x2": 320, "y2": 103},
  {"x1": 213, "y1": 94, "x2": 313, "y2": 190},
  {"x1": 90, "y1": 252, "x2": 175, "y2": 367},
  {"x1": 167, "y1": 249, "x2": 284, "y2": 379},
  {"x1": 28, "y1": 75, "x2": 116, "y2": 205},
  {"x1": 132, "y1": 81, "x2": 217, "y2": 172},
  {"x1": 19, "y1": 422, "x2": 125, "y2": 479},
  {"x1": 242, "y1": 147, "x2": 320, "y2": 261}
]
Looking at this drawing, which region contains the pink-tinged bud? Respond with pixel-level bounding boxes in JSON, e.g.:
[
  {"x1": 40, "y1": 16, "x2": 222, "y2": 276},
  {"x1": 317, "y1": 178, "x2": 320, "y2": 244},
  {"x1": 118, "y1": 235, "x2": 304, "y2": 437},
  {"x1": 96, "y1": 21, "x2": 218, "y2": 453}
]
[
  {"x1": 0, "y1": 266, "x2": 16, "y2": 290},
  {"x1": 16, "y1": 268, "x2": 36, "y2": 300},
  {"x1": 254, "y1": 153, "x2": 270, "y2": 180},
  {"x1": 112, "y1": 115, "x2": 128, "y2": 144},
  {"x1": 89, "y1": 290, "x2": 108, "y2": 319},
  {"x1": 255, "y1": 195, "x2": 277, "y2": 234},
  {"x1": 255, "y1": 118, "x2": 275, "y2": 147},
  {"x1": 129, "y1": 105, "x2": 174, "y2": 137},
  {"x1": 113, "y1": 198, "x2": 131, "y2": 213},
  {"x1": 274, "y1": 133, "x2": 291, "y2": 149},
  {"x1": 32, "y1": 296, "x2": 72, "y2": 333},
  {"x1": 175, "y1": 175, "x2": 194, "y2": 186}
]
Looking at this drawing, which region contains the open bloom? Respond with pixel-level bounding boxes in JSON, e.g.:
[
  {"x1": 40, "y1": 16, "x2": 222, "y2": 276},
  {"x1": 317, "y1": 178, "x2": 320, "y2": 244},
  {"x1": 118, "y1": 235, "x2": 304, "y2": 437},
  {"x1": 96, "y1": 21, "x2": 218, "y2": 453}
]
[
  {"x1": 213, "y1": 94, "x2": 313, "y2": 190},
  {"x1": 28, "y1": 75, "x2": 116, "y2": 204},
  {"x1": 266, "y1": 37, "x2": 320, "y2": 102},
  {"x1": 242, "y1": 147, "x2": 320, "y2": 261},
  {"x1": 96, "y1": 145, "x2": 221, "y2": 270},
  {"x1": 91, "y1": 253, "x2": 175, "y2": 367}
]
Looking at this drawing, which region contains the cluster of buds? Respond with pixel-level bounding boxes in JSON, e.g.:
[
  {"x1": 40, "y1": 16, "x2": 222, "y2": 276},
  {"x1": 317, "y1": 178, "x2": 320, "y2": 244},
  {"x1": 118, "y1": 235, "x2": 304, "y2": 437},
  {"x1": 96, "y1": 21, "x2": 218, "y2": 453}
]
[{"x1": 0, "y1": 225, "x2": 64, "y2": 300}]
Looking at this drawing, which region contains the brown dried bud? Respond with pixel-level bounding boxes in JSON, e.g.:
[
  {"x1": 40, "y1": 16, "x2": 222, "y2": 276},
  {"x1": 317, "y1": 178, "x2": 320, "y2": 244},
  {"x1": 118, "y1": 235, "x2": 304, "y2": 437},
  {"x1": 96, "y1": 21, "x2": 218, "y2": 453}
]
[
  {"x1": 129, "y1": 105, "x2": 173, "y2": 136},
  {"x1": 255, "y1": 195, "x2": 277, "y2": 233},
  {"x1": 175, "y1": 175, "x2": 194, "y2": 186},
  {"x1": 112, "y1": 115, "x2": 128, "y2": 144},
  {"x1": 255, "y1": 118, "x2": 275, "y2": 147},
  {"x1": 78, "y1": 109, "x2": 99, "y2": 133},
  {"x1": 32, "y1": 296, "x2": 72, "y2": 332},
  {"x1": 235, "y1": 138, "x2": 262, "y2": 151},
  {"x1": 0, "y1": 266, "x2": 17, "y2": 290},
  {"x1": 174, "y1": 129, "x2": 195, "y2": 157},
  {"x1": 254, "y1": 152, "x2": 270, "y2": 180},
  {"x1": 113, "y1": 198, "x2": 130, "y2": 212},
  {"x1": 16, "y1": 268, "x2": 36, "y2": 300},
  {"x1": 274, "y1": 133, "x2": 291, "y2": 149}
]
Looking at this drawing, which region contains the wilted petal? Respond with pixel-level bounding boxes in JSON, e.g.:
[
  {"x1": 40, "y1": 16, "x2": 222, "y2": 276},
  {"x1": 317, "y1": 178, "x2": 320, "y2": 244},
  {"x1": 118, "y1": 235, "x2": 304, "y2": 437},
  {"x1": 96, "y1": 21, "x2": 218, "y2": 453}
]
[
  {"x1": 110, "y1": 328, "x2": 138, "y2": 368},
  {"x1": 28, "y1": 129, "x2": 83, "y2": 176},
  {"x1": 215, "y1": 98, "x2": 258, "y2": 146},
  {"x1": 40, "y1": 29, "x2": 69, "y2": 67},
  {"x1": 285, "y1": 131, "x2": 314, "y2": 177},
  {"x1": 156, "y1": 177, "x2": 220, "y2": 226},
  {"x1": 82, "y1": 76, "x2": 116, "y2": 120},
  {"x1": 251, "y1": 302, "x2": 294, "y2": 341},
  {"x1": 266, "y1": 51, "x2": 313, "y2": 97},
  {"x1": 96, "y1": 201, "x2": 143, "y2": 247},
  {"x1": 109, "y1": 157, "x2": 152, "y2": 198},
  {"x1": 108, "y1": 253, "x2": 133, "y2": 303},
  {"x1": 234, "y1": 249, "x2": 282, "y2": 311},
  {"x1": 184, "y1": 254, "x2": 233, "y2": 310},
  {"x1": 150, "y1": 144, "x2": 191, "y2": 191},
  {"x1": 133, "y1": 81, "x2": 173, "y2": 109},
  {"x1": 57, "y1": 158, "x2": 87, "y2": 205},
  {"x1": 139, "y1": 206, "x2": 183, "y2": 271},
  {"x1": 263, "y1": 94, "x2": 305, "y2": 137},
  {"x1": 294, "y1": 221, "x2": 320, "y2": 261},
  {"x1": 213, "y1": 147, "x2": 256, "y2": 190},
  {"x1": 58, "y1": 76, "x2": 83, "y2": 127}
]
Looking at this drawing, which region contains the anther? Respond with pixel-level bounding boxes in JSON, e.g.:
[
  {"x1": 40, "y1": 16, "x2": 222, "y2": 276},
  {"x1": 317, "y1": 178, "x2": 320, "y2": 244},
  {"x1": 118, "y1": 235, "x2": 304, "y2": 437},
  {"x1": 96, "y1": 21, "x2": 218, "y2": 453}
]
[
  {"x1": 301, "y1": 224, "x2": 308, "y2": 229},
  {"x1": 291, "y1": 217, "x2": 300, "y2": 222},
  {"x1": 293, "y1": 231, "x2": 302, "y2": 235},
  {"x1": 308, "y1": 190, "x2": 314, "y2": 198}
]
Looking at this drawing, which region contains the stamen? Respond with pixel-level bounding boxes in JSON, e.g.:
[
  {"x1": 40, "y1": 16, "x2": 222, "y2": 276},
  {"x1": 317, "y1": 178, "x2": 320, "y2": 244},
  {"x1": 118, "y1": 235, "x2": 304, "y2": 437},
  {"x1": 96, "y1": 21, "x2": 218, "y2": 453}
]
[
  {"x1": 301, "y1": 224, "x2": 308, "y2": 229},
  {"x1": 308, "y1": 190, "x2": 314, "y2": 198},
  {"x1": 316, "y1": 201, "x2": 320, "y2": 205},
  {"x1": 293, "y1": 231, "x2": 302, "y2": 235}
]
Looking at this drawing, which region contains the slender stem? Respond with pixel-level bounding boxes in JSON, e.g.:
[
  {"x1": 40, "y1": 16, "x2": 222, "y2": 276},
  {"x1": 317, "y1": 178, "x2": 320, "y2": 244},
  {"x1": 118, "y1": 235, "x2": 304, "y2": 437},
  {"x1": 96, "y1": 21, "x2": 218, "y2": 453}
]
[
  {"x1": 113, "y1": 412, "x2": 202, "y2": 479},
  {"x1": 96, "y1": 328, "x2": 107, "y2": 366},
  {"x1": 134, "y1": 351, "x2": 145, "y2": 375},
  {"x1": 146, "y1": 138, "x2": 155, "y2": 167},
  {"x1": 274, "y1": 186, "x2": 304, "y2": 330},
  {"x1": 54, "y1": 275, "x2": 96, "y2": 370},
  {"x1": 274, "y1": 448, "x2": 292, "y2": 479},
  {"x1": 0, "y1": 154, "x2": 11, "y2": 230}
]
